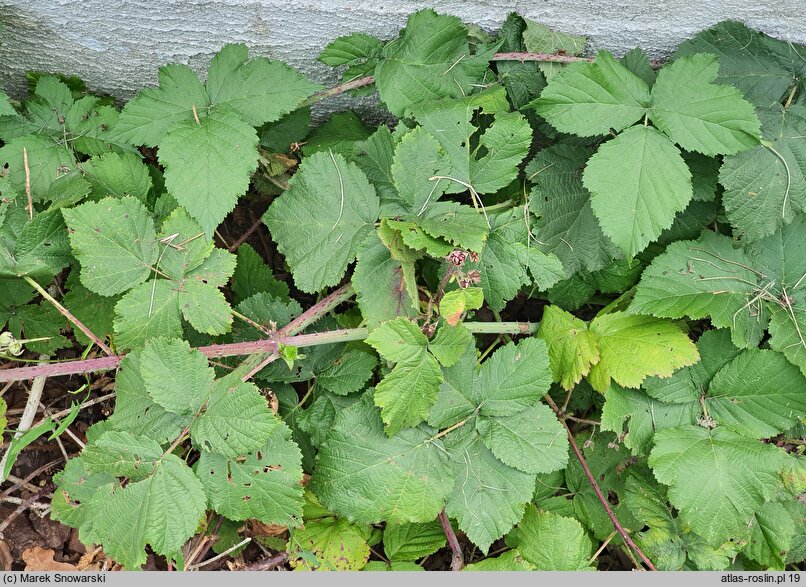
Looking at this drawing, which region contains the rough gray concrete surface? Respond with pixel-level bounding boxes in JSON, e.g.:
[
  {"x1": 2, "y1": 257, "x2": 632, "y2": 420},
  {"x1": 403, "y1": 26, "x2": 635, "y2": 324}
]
[{"x1": 0, "y1": 0, "x2": 804, "y2": 120}]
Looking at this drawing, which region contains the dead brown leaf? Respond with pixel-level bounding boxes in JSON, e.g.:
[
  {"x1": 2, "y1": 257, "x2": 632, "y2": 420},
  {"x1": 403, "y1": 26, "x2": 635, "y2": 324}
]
[{"x1": 22, "y1": 546, "x2": 77, "y2": 571}]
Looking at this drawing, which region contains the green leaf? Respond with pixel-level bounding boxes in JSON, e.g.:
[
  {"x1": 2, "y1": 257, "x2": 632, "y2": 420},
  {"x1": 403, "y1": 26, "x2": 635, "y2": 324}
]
[
  {"x1": 139, "y1": 338, "x2": 214, "y2": 415},
  {"x1": 464, "y1": 549, "x2": 536, "y2": 571},
  {"x1": 0, "y1": 136, "x2": 75, "y2": 205},
  {"x1": 537, "y1": 305, "x2": 600, "y2": 390},
  {"x1": 319, "y1": 33, "x2": 383, "y2": 66},
  {"x1": 649, "y1": 425, "x2": 785, "y2": 546},
  {"x1": 522, "y1": 20, "x2": 587, "y2": 80},
  {"x1": 51, "y1": 457, "x2": 116, "y2": 535},
  {"x1": 315, "y1": 347, "x2": 377, "y2": 396},
  {"x1": 582, "y1": 125, "x2": 692, "y2": 257},
  {"x1": 80, "y1": 152, "x2": 152, "y2": 201},
  {"x1": 353, "y1": 232, "x2": 419, "y2": 328},
  {"x1": 205, "y1": 43, "x2": 319, "y2": 127},
  {"x1": 374, "y1": 9, "x2": 494, "y2": 116},
  {"x1": 533, "y1": 51, "x2": 649, "y2": 137},
  {"x1": 587, "y1": 312, "x2": 699, "y2": 391},
  {"x1": 82, "y1": 431, "x2": 163, "y2": 479},
  {"x1": 289, "y1": 517, "x2": 370, "y2": 571},
  {"x1": 0, "y1": 91, "x2": 16, "y2": 117},
  {"x1": 0, "y1": 208, "x2": 72, "y2": 278},
  {"x1": 365, "y1": 317, "x2": 428, "y2": 363},
  {"x1": 92, "y1": 451, "x2": 206, "y2": 569},
  {"x1": 643, "y1": 328, "x2": 741, "y2": 404},
  {"x1": 113, "y1": 280, "x2": 182, "y2": 349},
  {"x1": 720, "y1": 105, "x2": 806, "y2": 242},
  {"x1": 382, "y1": 521, "x2": 446, "y2": 561},
  {"x1": 705, "y1": 349, "x2": 806, "y2": 438},
  {"x1": 114, "y1": 64, "x2": 208, "y2": 147},
  {"x1": 527, "y1": 144, "x2": 620, "y2": 276},
  {"x1": 411, "y1": 93, "x2": 531, "y2": 196},
  {"x1": 444, "y1": 426, "x2": 534, "y2": 553},
  {"x1": 107, "y1": 350, "x2": 187, "y2": 444},
  {"x1": 475, "y1": 338, "x2": 552, "y2": 416},
  {"x1": 62, "y1": 197, "x2": 157, "y2": 296},
  {"x1": 198, "y1": 422, "x2": 304, "y2": 526},
  {"x1": 390, "y1": 127, "x2": 450, "y2": 213},
  {"x1": 476, "y1": 403, "x2": 569, "y2": 474},
  {"x1": 673, "y1": 21, "x2": 805, "y2": 107},
  {"x1": 620, "y1": 48, "x2": 657, "y2": 87},
  {"x1": 649, "y1": 53, "x2": 760, "y2": 156},
  {"x1": 374, "y1": 354, "x2": 443, "y2": 435},
  {"x1": 191, "y1": 375, "x2": 279, "y2": 457},
  {"x1": 517, "y1": 506, "x2": 594, "y2": 570},
  {"x1": 264, "y1": 150, "x2": 379, "y2": 293},
  {"x1": 438, "y1": 287, "x2": 483, "y2": 326},
  {"x1": 303, "y1": 111, "x2": 374, "y2": 158},
  {"x1": 310, "y1": 395, "x2": 454, "y2": 525},
  {"x1": 744, "y1": 502, "x2": 795, "y2": 569},
  {"x1": 158, "y1": 109, "x2": 258, "y2": 237},
  {"x1": 601, "y1": 385, "x2": 699, "y2": 455},
  {"x1": 429, "y1": 323, "x2": 472, "y2": 367},
  {"x1": 630, "y1": 231, "x2": 764, "y2": 349},
  {"x1": 413, "y1": 202, "x2": 488, "y2": 253},
  {"x1": 231, "y1": 243, "x2": 289, "y2": 304}
]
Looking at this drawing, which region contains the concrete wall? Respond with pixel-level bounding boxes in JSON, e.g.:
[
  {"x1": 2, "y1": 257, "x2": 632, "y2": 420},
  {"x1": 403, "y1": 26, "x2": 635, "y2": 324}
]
[{"x1": 1, "y1": 0, "x2": 803, "y2": 120}]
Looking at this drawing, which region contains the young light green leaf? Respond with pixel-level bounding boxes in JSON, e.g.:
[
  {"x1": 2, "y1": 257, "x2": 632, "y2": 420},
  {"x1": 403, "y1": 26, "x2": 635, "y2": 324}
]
[
  {"x1": 62, "y1": 197, "x2": 158, "y2": 296},
  {"x1": 264, "y1": 150, "x2": 379, "y2": 293},
  {"x1": 374, "y1": 354, "x2": 443, "y2": 435},
  {"x1": 583, "y1": 125, "x2": 692, "y2": 257},
  {"x1": 649, "y1": 53, "x2": 761, "y2": 156},
  {"x1": 533, "y1": 51, "x2": 649, "y2": 137},
  {"x1": 439, "y1": 287, "x2": 483, "y2": 327},
  {"x1": 537, "y1": 305, "x2": 600, "y2": 390},
  {"x1": 390, "y1": 127, "x2": 450, "y2": 213},
  {"x1": 587, "y1": 312, "x2": 699, "y2": 392}
]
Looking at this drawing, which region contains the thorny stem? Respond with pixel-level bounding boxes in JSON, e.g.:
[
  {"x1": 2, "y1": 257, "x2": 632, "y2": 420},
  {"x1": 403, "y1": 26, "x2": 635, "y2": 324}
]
[
  {"x1": 304, "y1": 52, "x2": 664, "y2": 107},
  {"x1": 23, "y1": 276, "x2": 115, "y2": 356},
  {"x1": 544, "y1": 395, "x2": 656, "y2": 571},
  {"x1": 439, "y1": 509, "x2": 464, "y2": 571},
  {"x1": 0, "y1": 320, "x2": 538, "y2": 383}
]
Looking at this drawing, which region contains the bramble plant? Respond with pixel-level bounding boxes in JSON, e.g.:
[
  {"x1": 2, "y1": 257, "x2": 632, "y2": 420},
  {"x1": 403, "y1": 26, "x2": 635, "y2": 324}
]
[{"x1": 0, "y1": 9, "x2": 805, "y2": 572}]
